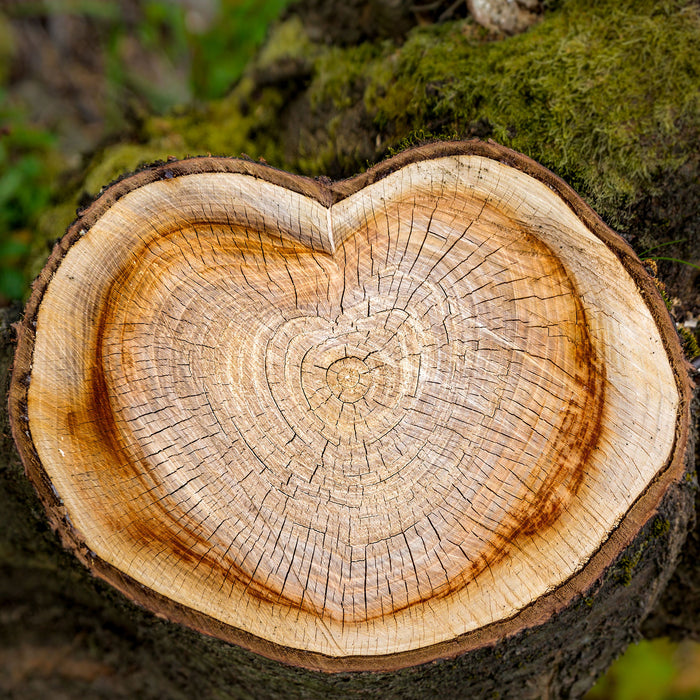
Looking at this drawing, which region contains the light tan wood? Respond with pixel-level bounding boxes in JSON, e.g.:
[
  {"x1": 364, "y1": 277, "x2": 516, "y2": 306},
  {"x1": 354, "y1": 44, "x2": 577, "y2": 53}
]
[{"x1": 10, "y1": 144, "x2": 690, "y2": 670}]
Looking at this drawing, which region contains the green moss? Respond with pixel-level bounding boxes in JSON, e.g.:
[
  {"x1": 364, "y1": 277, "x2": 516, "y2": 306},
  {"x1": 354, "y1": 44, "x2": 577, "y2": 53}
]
[
  {"x1": 171, "y1": 0, "x2": 698, "y2": 218},
  {"x1": 82, "y1": 144, "x2": 175, "y2": 196},
  {"x1": 255, "y1": 16, "x2": 316, "y2": 73},
  {"x1": 285, "y1": 0, "x2": 697, "y2": 217},
  {"x1": 614, "y1": 516, "x2": 671, "y2": 586},
  {"x1": 369, "y1": 0, "x2": 698, "y2": 223},
  {"x1": 649, "y1": 517, "x2": 670, "y2": 539},
  {"x1": 678, "y1": 326, "x2": 700, "y2": 360},
  {"x1": 65, "y1": 0, "x2": 700, "y2": 187},
  {"x1": 659, "y1": 287, "x2": 675, "y2": 313},
  {"x1": 616, "y1": 550, "x2": 643, "y2": 587},
  {"x1": 385, "y1": 127, "x2": 460, "y2": 156},
  {"x1": 681, "y1": 472, "x2": 698, "y2": 502}
]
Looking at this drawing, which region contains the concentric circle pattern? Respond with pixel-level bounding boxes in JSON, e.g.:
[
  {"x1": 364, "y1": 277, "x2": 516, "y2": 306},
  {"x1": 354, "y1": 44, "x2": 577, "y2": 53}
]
[{"x1": 23, "y1": 154, "x2": 679, "y2": 660}]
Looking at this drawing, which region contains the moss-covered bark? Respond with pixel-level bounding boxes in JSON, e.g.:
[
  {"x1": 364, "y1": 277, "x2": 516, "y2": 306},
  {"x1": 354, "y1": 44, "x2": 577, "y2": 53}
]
[{"x1": 28, "y1": 0, "x2": 699, "y2": 319}]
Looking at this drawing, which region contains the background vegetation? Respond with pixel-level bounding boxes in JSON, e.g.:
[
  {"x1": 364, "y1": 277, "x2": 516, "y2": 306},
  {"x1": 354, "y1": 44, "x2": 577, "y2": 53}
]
[{"x1": 0, "y1": 0, "x2": 289, "y2": 303}]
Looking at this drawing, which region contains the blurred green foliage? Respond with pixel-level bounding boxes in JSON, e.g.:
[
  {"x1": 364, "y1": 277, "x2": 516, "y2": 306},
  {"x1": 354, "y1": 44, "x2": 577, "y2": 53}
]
[
  {"x1": 0, "y1": 97, "x2": 56, "y2": 301},
  {"x1": 121, "y1": 0, "x2": 291, "y2": 108},
  {"x1": 0, "y1": 0, "x2": 292, "y2": 304},
  {"x1": 586, "y1": 639, "x2": 700, "y2": 700}
]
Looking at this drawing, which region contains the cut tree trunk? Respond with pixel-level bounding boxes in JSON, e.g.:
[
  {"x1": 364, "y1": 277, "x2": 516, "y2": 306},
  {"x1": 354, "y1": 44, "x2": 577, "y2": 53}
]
[{"x1": 6, "y1": 141, "x2": 695, "y2": 696}]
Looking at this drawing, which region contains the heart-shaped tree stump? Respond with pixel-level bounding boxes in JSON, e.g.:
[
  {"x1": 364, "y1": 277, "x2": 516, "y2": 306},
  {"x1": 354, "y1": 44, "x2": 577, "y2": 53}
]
[{"x1": 9, "y1": 142, "x2": 692, "y2": 678}]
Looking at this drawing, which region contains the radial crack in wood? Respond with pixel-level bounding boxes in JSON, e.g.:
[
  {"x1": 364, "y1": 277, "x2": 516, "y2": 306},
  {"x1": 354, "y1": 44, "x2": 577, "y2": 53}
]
[{"x1": 9, "y1": 141, "x2": 692, "y2": 672}]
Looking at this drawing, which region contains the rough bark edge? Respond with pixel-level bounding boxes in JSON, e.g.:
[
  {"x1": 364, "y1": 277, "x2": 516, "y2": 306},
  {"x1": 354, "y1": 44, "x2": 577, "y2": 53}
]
[
  {"x1": 8, "y1": 139, "x2": 694, "y2": 674},
  {"x1": 642, "y1": 376, "x2": 700, "y2": 641}
]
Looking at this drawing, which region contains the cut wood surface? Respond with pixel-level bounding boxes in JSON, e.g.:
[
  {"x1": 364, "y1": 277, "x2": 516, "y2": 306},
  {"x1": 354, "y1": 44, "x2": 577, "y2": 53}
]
[{"x1": 9, "y1": 141, "x2": 692, "y2": 672}]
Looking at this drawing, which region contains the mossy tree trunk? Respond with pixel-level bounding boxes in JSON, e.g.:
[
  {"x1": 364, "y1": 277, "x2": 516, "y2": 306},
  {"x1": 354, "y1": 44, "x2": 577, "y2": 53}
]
[{"x1": 3, "y1": 0, "x2": 699, "y2": 698}]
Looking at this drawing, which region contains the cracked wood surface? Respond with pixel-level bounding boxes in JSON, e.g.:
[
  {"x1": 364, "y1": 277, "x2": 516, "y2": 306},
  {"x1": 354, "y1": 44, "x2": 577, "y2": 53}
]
[{"x1": 9, "y1": 141, "x2": 691, "y2": 671}]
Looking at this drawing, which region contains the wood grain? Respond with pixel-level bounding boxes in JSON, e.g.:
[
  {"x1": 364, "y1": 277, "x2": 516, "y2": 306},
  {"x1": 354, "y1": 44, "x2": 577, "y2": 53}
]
[{"x1": 9, "y1": 142, "x2": 690, "y2": 670}]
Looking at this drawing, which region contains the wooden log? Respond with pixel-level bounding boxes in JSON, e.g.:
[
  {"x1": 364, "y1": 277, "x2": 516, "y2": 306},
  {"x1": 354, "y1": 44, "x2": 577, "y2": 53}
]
[{"x1": 8, "y1": 141, "x2": 694, "y2": 690}]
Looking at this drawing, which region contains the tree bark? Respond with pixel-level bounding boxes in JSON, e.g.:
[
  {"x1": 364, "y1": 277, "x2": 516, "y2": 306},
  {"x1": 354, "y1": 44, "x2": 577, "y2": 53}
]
[{"x1": 3, "y1": 1, "x2": 700, "y2": 698}]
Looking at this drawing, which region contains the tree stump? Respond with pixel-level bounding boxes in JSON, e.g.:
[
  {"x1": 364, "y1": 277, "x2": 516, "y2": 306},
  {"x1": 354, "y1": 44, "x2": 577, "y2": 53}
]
[{"x1": 8, "y1": 141, "x2": 694, "y2": 689}]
